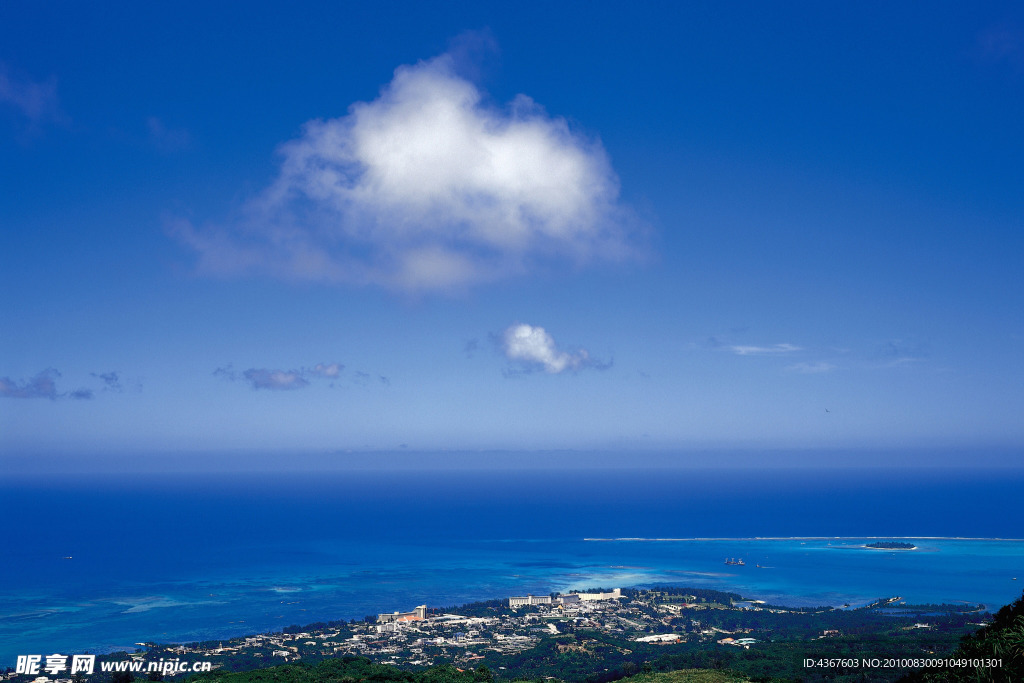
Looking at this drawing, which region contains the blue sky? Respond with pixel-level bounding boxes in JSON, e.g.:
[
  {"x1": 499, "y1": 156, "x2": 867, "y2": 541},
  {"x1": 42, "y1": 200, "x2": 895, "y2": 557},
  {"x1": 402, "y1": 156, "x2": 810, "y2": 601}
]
[{"x1": 2, "y1": 2, "x2": 1023, "y2": 463}]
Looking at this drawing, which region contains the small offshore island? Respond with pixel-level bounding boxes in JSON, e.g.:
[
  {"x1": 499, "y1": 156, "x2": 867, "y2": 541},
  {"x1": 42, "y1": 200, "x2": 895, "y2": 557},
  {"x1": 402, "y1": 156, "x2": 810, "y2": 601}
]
[
  {"x1": 865, "y1": 541, "x2": 918, "y2": 550},
  {"x1": 8, "y1": 586, "x2": 1018, "y2": 683}
]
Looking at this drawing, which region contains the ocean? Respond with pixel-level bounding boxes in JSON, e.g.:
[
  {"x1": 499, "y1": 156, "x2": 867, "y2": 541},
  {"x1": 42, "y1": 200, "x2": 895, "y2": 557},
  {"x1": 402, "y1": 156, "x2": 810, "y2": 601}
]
[{"x1": 2, "y1": 465, "x2": 1023, "y2": 663}]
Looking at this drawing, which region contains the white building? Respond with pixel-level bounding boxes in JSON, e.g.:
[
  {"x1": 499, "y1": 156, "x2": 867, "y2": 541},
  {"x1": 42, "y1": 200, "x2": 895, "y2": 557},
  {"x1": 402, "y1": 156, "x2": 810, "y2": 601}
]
[
  {"x1": 575, "y1": 588, "x2": 623, "y2": 601},
  {"x1": 377, "y1": 605, "x2": 427, "y2": 623},
  {"x1": 510, "y1": 588, "x2": 622, "y2": 608},
  {"x1": 508, "y1": 594, "x2": 553, "y2": 608}
]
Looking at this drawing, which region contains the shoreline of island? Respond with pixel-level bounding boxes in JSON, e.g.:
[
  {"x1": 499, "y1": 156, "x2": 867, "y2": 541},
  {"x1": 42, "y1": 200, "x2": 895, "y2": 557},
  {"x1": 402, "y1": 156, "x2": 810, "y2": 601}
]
[
  {"x1": 8, "y1": 584, "x2": 1003, "y2": 683},
  {"x1": 8, "y1": 537, "x2": 1021, "y2": 667}
]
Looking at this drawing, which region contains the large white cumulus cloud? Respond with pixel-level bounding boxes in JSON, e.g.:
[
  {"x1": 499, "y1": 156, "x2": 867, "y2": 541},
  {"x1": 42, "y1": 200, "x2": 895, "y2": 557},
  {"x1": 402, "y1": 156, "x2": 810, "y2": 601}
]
[
  {"x1": 175, "y1": 47, "x2": 640, "y2": 291},
  {"x1": 502, "y1": 324, "x2": 595, "y2": 374}
]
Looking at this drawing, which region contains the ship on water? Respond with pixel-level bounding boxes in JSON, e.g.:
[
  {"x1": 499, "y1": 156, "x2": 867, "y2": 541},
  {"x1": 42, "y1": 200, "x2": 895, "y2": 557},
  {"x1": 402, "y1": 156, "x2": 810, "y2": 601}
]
[{"x1": 724, "y1": 558, "x2": 745, "y2": 565}]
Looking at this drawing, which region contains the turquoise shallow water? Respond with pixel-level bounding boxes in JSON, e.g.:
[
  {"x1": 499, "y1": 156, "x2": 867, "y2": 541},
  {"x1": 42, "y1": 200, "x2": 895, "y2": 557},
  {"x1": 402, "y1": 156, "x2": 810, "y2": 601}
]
[{"x1": 2, "y1": 468, "x2": 1023, "y2": 662}]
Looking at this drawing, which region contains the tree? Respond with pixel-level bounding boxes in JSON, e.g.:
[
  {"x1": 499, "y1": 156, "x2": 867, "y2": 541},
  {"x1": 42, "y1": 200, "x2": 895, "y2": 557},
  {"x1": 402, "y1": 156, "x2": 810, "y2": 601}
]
[{"x1": 900, "y1": 590, "x2": 1024, "y2": 682}]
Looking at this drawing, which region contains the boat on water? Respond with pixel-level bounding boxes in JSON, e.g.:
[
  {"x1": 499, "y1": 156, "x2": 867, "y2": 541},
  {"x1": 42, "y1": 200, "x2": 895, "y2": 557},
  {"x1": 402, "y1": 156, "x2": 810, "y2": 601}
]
[{"x1": 724, "y1": 558, "x2": 746, "y2": 566}]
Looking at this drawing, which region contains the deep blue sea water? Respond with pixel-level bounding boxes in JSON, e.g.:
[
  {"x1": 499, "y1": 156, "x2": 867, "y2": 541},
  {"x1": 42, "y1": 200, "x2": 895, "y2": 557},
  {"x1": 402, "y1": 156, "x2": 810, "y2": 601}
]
[{"x1": 3, "y1": 467, "x2": 1023, "y2": 663}]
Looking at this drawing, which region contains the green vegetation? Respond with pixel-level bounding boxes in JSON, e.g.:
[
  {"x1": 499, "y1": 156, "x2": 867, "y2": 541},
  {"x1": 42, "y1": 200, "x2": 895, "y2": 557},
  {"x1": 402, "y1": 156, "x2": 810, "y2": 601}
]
[
  {"x1": 899, "y1": 590, "x2": 1024, "y2": 682},
  {"x1": 192, "y1": 657, "x2": 494, "y2": 683}
]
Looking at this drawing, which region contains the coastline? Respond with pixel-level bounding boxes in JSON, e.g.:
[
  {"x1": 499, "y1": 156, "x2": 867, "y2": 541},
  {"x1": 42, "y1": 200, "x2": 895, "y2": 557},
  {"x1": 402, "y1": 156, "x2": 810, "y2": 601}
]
[
  {"x1": 4, "y1": 584, "x2": 1002, "y2": 683},
  {"x1": 4, "y1": 535, "x2": 1023, "y2": 662}
]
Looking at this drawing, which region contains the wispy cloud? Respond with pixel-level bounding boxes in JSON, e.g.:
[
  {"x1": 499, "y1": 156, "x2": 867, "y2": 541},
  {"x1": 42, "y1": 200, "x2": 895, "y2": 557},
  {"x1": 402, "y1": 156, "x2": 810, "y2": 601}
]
[
  {"x1": 0, "y1": 369, "x2": 61, "y2": 399},
  {"x1": 727, "y1": 343, "x2": 802, "y2": 356},
  {"x1": 212, "y1": 365, "x2": 237, "y2": 381},
  {"x1": 875, "y1": 356, "x2": 926, "y2": 369},
  {"x1": 243, "y1": 368, "x2": 309, "y2": 391},
  {"x1": 500, "y1": 323, "x2": 608, "y2": 374},
  {"x1": 0, "y1": 62, "x2": 65, "y2": 128},
  {"x1": 872, "y1": 339, "x2": 929, "y2": 368},
  {"x1": 91, "y1": 371, "x2": 123, "y2": 392},
  {"x1": 146, "y1": 116, "x2": 191, "y2": 152},
  {"x1": 308, "y1": 362, "x2": 342, "y2": 379},
  {"x1": 213, "y1": 361, "x2": 389, "y2": 391},
  {"x1": 173, "y1": 35, "x2": 643, "y2": 292},
  {"x1": 0, "y1": 368, "x2": 97, "y2": 400},
  {"x1": 786, "y1": 361, "x2": 836, "y2": 374},
  {"x1": 215, "y1": 364, "x2": 314, "y2": 391}
]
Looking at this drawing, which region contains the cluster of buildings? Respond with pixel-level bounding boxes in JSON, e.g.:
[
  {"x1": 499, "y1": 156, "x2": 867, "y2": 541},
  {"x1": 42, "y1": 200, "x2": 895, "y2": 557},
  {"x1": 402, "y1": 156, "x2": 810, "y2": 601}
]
[
  {"x1": 8, "y1": 587, "x2": 791, "y2": 682},
  {"x1": 507, "y1": 589, "x2": 623, "y2": 608},
  {"x1": 377, "y1": 605, "x2": 429, "y2": 628}
]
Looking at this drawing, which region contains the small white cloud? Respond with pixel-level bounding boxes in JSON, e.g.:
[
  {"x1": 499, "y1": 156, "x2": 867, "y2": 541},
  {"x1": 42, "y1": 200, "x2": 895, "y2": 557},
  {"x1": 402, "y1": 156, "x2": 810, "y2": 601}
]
[
  {"x1": 216, "y1": 361, "x2": 353, "y2": 390},
  {"x1": 501, "y1": 323, "x2": 596, "y2": 374},
  {"x1": 728, "y1": 343, "x2": 802, "y2": 356},
  {"x1": 243, "y1": 368, "x2": 309, "y2": 391},
  {"x1": 173, "y1": 38, "x2": 642, "y2": 292},
  {"x1": 309, "y1": 362, "x2": 342, "y2": 378}
]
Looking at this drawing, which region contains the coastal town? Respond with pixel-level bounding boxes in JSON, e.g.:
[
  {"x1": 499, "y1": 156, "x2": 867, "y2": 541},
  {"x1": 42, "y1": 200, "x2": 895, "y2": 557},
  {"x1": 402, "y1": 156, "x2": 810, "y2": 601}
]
[{"x1": 5, "y1": 587, "x2": 990, "y2": 683}]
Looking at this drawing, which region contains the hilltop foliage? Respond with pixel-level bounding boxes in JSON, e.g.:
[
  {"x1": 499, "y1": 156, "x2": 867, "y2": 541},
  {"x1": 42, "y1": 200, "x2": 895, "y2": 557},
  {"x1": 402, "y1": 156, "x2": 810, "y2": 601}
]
[
  {"x1": 191, "y1": 656, "x2": 494, "y2": 683},
  {"x1": 899, "y1": 591, "x2": 1024, "y2": 682}
]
